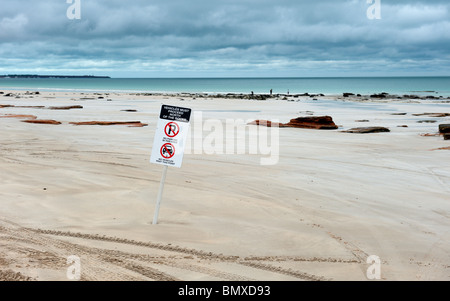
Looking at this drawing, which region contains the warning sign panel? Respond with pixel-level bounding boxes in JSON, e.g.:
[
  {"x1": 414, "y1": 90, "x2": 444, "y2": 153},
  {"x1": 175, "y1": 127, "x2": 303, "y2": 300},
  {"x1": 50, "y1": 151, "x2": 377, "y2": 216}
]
[
  {"x1": 150, "y1": 105, "x2": 191, "y2": 168},
  {"x1": 159, "y1": 105, "x2": 191, "y2": 122}
]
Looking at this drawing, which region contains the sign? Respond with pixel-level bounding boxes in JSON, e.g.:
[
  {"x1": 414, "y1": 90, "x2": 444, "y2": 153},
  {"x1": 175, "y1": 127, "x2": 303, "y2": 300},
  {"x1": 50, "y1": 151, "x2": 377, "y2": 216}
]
[{"x1": 150, "y1": 105, "x2": 192, "y2": 168}]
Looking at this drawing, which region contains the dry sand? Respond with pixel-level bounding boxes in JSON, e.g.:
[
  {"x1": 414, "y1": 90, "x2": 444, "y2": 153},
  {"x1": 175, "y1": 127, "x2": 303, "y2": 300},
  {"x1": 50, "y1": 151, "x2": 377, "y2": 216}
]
[{"x1": 0, "y1": 90, "x2": 449, "y2": 281}]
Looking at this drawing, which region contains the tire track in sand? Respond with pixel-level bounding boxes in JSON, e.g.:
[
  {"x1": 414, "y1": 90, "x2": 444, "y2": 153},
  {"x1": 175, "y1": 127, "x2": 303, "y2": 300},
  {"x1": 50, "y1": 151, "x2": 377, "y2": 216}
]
[
  {"x1": 1, "y1": 219, "x2": 360, "y2": 281},
  {"x1": 28, "y1": 228, "x2": 337, "y2": 280},
  {"x1": 0, "y1": 220, "x2": 165, "y2": 281}
]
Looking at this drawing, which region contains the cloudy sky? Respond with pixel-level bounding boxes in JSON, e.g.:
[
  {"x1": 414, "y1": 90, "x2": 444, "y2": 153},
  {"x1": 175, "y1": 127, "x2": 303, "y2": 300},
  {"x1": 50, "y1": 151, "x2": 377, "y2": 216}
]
[{"x1": 1, "y1": 0, "x2": 449, "y2": 77}]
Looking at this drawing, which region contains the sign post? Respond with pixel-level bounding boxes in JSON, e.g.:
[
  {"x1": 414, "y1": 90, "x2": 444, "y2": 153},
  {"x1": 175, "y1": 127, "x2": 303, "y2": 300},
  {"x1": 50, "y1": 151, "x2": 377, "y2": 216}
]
[
  {"x1": 150, "y1": 105, "x2": 192, "y2": 224},
  {"x1": 152, "y1": 165, "x2": 168, "y2": 225}
]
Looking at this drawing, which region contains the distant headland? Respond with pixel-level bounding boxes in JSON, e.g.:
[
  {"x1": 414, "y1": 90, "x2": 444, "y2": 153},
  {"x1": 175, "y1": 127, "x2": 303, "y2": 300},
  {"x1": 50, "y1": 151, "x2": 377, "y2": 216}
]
[{"x1": 0, "y1": 74, "x2": 111, "y2": 79}]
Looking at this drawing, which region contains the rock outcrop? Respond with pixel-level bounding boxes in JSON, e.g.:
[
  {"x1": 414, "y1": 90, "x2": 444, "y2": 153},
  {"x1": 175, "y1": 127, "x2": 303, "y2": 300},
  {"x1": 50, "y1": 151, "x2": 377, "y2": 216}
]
[
  {"x1": 417, "y1": 120, "x2": 437, "y2": 123},
  {"x1": 15, "y1": 106, "x2": 45, "y2": 109},
  {"x1": 413, "y1": 113, "x2": 450, "y2": 117},
  {"x1": 69, "y1": 121, "x2": 148, "y2": 127},
  {"x1": 49, "y1": 105, "x2": 83, "y2": 110},
  {"x1": 0, "y1": 114, "x2": 37, "y2": 119},
  {"x1": 370, "y1": 93, "x2": 388, "y2": 99},
  {"x1": 248, "y1": 116, "x2": 338, "y2": 130},
  {"x1": 22, "y1": 119, "x2": 61, "y2": 125},
  {"x1": 285, "y1": 116, "x2": 338, "y2": 129},
  {"x1": 438, "y1": 124, "x2": 450, "y2": 134},
  {"x1": 343, "y1": 127, "x2": 390, "y2": 134}
]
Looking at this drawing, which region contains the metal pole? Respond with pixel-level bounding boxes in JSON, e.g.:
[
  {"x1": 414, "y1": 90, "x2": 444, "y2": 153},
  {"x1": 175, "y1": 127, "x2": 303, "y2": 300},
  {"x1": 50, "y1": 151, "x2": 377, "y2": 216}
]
[{"x1": 152, "y1": 165, "x2": 168, "y2": 225}]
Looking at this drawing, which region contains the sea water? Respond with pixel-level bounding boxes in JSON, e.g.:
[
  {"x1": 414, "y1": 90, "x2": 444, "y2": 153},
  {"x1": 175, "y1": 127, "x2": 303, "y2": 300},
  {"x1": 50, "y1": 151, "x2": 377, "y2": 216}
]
[{"x1": 0, "y1": 77, "x2": 449, "y2": 96}]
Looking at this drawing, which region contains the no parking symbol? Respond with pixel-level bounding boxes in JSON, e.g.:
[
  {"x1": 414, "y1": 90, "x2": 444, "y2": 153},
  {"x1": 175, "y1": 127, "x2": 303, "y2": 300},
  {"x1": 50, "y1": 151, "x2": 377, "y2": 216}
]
[{"x1": 164, "y1": 122, "x2": 179, "y2": 138}]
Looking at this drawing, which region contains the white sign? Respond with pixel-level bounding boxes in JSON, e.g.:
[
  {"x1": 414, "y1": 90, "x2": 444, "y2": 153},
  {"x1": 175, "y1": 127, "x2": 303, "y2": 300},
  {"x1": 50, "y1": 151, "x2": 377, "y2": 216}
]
[{"x1": 150, "y1": 105, "x2": 192, "y2": 168}]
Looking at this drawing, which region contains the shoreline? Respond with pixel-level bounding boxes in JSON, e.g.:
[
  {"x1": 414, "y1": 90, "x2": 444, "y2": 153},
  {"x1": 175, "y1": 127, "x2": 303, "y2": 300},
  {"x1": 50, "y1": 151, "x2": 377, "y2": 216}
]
[
  {"x1": 1, "y1": 76, "x2": 450, "y2": 97},
  {"x1": 2, "y1": 89, "x2": 450, "y2": 103}
]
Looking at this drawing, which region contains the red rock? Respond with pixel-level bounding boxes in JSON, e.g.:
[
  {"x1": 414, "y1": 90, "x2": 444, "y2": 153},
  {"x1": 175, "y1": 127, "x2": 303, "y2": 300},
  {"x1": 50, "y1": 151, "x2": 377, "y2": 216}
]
[
  {"x1": 22, "y1": 119, "x2": 61, "y2": 125},
  {"x1": 49, "y1": 105, "x2": 83, "y2": 110},
  {"x1": 431, "y1": 146, "x2": 450, "y2": 151},
  {"x1": 0, "y1": 114, "x2": 37, "y2": 119},
  {"x1": 413, "y1": 113, "x2": 450, "y2": 117},
  {"x1": 69, "y1": 121, "x2": 147, "y2": 127},
  {"x1": 15, "y1": 106, "x2": 46, "y2": 109},
  {"x1": 248, "y1": 116, "x2": 338, "y2": 130},
  {"x1": 1, "y1": 105, "x2": 46, "y2": 109},
  {"x1": 285, "y1": 116, "x2": 338, "y2": 130}
]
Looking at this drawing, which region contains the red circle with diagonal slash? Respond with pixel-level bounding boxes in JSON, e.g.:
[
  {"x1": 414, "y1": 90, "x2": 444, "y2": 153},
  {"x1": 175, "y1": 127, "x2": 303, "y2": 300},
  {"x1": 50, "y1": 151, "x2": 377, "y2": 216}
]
[
  {"x1": 160, "y1": 143, "x2": 175, "y2": 159},
  {"x1": 164, "y1": 122, "x2": 180, "y2": 138}
]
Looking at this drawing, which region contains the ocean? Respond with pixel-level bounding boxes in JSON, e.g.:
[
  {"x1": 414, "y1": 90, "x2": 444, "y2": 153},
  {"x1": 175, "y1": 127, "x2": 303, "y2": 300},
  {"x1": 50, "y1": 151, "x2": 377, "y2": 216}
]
[{"x1": 0, "y1": 77, "x2": 449, "y2": 96}]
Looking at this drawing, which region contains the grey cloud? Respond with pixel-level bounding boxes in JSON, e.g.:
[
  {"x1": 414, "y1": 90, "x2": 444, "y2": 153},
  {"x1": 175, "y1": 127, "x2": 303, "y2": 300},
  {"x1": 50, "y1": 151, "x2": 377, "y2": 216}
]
[{"x1": 0, "y1": 0, "x2": 449, "y2": 76}]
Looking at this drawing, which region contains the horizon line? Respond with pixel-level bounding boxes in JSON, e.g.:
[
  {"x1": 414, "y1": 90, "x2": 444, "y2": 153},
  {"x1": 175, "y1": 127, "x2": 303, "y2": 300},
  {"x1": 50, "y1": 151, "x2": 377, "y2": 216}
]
[{"x1": 2, "y1": 75, "x2": 450, "y2": 79}]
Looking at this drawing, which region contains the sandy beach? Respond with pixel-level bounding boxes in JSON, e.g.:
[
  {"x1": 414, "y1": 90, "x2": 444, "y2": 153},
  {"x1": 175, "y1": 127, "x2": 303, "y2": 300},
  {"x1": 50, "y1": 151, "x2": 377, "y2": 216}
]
[{"x1": 0, "y1": 90, "x2": 449, "y2": 281}]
